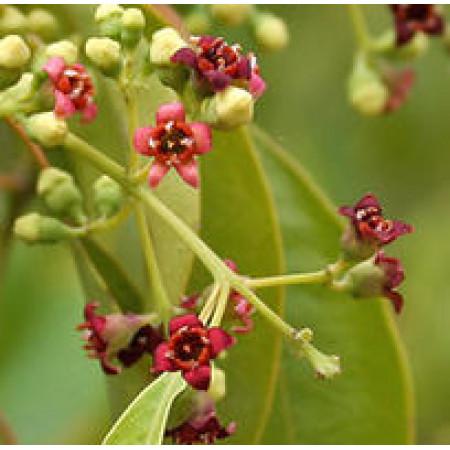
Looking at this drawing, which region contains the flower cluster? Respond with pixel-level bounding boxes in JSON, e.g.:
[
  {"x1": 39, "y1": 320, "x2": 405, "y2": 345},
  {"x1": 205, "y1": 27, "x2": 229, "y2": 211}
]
[{"x1": 338, "y1": 194, "x2": 412, "y2": 313}]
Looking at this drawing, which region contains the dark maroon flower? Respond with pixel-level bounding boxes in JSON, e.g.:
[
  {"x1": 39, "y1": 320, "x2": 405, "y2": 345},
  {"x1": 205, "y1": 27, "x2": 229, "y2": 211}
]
[
  {"x1": 165, "y1": 397, "x2": 236, "y2": 444},
  {"x1": 339, "y1": 194, "x2": 412, "y2": 257},
  {"x1": 390, "y1": 5, "x2": 444, "y2": 46},
  {"x1": 375, "y1": 251, "x2": 405, "y2": 313},
  {"x1": 153, "y1": 314, "x2": 235, "y2": 390},
  {"x1": 171, "y1": 35, "x2": 265, "y2": 98},
  {"x1": 133, "y1": 102, "x2": 211, "y2": 188},
  {"x1": 383, "y1": 66, "x2": 415, "y2": 113},
  {"x1": 77, "y1": 302, "x2": 161, "y2": 374},
  {"x1": 42, "y1": 57, "x2": 97, "y2": 123}
]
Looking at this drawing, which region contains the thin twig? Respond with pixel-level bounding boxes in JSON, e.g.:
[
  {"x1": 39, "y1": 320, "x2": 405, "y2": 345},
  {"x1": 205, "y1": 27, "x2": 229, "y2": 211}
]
[{"x1": 5, "y1": 117, "x2": 49, "y2": 168}]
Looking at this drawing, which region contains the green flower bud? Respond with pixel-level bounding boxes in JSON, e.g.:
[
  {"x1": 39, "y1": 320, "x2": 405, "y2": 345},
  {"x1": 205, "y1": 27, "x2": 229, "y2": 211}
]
[
  {"x1": 26, "y1": 111, "x2": 68, "y2": 147},
  {"x1": 0, "y1": 72, "x2": 35, "y2": 112},
  {"x1": 149, "y1": 27, "x2": 186, "y2": 66},
  {"x1": 201, "y1": 86, "x2": 254, "y2": 130},
  {"x1": 37, "y1": 167, "x2": 85, "y2": 223},
  {"x1": 27, "y1": 9, "x2": 59, "y2": 41},
  {"x1": 253, "y1": 13, "x2": 289, "y2": 52},
  {"x1": 372, "y1": 29, "x2": 429, "y2": 60},
  {"x1": 210, "y1": 4, "x2": 252, "y2": 26},
  {"x1": 0, "y1": 35, "x2": 30, "y2": 69},
  {"x1": 185, "y1": 10, "x2": 211, "y2": 35},
  {"x1": 14, "y1": 213, "x2": 77, "y2": 244},
  {"x1": 207, "y1": 366, "x2": 226, "y2": 402},
  {"x1": 95, "y1": 4, "x2": 124, "y2": 40},
  {"x1": 344, "y1": 257, "x2": 385, "y2": 298},
  {"x1": 45, "y1": 40, "x2": 78, "y2": 65},
  {"x1": 93, "y1": 175, "x2": 124, "y2": 218},
  {"x1": 0, "y1": 6, "x2": 27, "y2": 36},
  {"x1": 348, "y1": 55, "x2": 389, "y2": 116},
  {"x1": 121, "y1": 8, "x2": 145, "y2": 48},
  {"x1": 85, "y1": 37, "x2": 121, "y2": 76}
]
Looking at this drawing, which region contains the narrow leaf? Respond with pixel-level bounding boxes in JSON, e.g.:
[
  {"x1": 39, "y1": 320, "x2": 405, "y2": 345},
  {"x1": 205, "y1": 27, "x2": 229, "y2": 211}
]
[{"x1": 102, "y1": 372, "x2": 186, "y2": 445}]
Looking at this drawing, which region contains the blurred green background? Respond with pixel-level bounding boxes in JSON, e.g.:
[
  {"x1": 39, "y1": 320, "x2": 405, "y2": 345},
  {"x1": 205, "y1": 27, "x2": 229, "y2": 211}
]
[{"x1": 1, "y1": 4, "x2": 450, "y2": 444}]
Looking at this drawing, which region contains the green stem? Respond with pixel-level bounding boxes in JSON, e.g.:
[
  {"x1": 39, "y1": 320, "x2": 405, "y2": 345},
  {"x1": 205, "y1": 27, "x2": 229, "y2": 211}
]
[
  {"x1": 209, "y1": 283, "x2": 230, "y2": 327},
  {"x1": 347, "y1": 4, "x2": 371, "y2": 52},
  {"x1": 86, "y1": 203, "x2": 132, "y2": 233},
  {"x1": 247, "y1": 270, "x2": 328, "y2": 289},
  {"x1": 199, "y1": 283, "x2": 220, "y2": 323},
  {"x1": 62, "y1": 133, "x2": 300, "y2": 337},
  {"x1": 135, "y1": 204, "x2": 172, "y2": 320},
  {"x1": 250, "y1": 124, "x2": 344, "y2": 230}
]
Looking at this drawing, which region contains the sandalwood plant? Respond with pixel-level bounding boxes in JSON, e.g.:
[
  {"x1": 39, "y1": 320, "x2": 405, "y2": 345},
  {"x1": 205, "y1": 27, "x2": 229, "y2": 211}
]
[{"x1": 2, "y1": 4, "x2": 448, "y2": 445}]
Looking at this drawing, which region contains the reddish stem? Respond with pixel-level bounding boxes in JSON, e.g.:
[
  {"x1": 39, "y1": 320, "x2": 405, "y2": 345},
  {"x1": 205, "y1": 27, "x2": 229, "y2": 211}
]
[{"x1": 0, "y1": 412, "x2": 17, "y2": 445}]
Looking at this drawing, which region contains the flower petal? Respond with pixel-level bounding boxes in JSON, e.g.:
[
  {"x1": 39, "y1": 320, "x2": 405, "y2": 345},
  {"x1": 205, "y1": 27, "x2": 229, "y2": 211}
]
[
  {"x1": 338, "y1": 206, "x2": 355, "y2": 218},
  {"x1": 153, "y1": 342, "x2": 176, "y2": 372},
  {"x1": 42, "y1": 56, "x2": 66, "y2": 82},
  {"x1": 183, "y1": 365, "x2": 211, "y2": 390},
  {"x1": 133, "y1": 127, "x2": 155, "y2": 155},
  {"x1": 249, "y1": 73, "x2": 266, "y2": 99},
  {"x1": 171, "y1": 47, "x2": 198, "y2": 68},
  {"x1": 175, "y1": 160, "x2": 200, "y2": 188},
  {"x1": 355, "y1": 193, "x2": 381, "y2": 212},
  {"x1": 148, "y1": 161, "x2": 170, "y2": 188},
  {"x1": 204, "y1": 70, "x2": 232, "y2": 92},
  {"x1": 384, "y1": 289, "x2": 404, "y2": 314},
  {"x1": 208, "y1": 328, "x2": 236, "y2": 358},
  {"x1": 190, "y1": 122, "x2": 212, "y2": 154},
  {"x1": 54, "y1": 90, "x2": 76, "y2": 119},
  {"x1": 169, "y1": 314, "x2": 203, "y2": 335},
  {"x1": 81, "y1": 100, "x2": 98, "y2": 123},
  {"x1": 156, "y1": 102, "x2": 185, "y2": 125}
]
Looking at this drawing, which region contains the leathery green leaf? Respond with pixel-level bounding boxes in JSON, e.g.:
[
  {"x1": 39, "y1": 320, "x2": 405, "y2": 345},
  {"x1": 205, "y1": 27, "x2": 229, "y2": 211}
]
[
  {"x1": 252, "y1": 127, "x2": 414, "y2": 444},
  {"x1": 188, "y1": 127, "x2": 285, "y2": 444},
  {"x1": 102, "y1": 372, "x2": 186, "y2": 445}
]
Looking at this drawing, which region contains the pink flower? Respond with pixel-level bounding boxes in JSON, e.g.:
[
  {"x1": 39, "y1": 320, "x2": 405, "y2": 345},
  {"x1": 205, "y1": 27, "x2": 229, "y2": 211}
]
[
  {"x1": 77, "y1": 302, "x2": 162, "y2": 374},
  {"x1": 171, "y1": 36, "x2": 266, "y2": 99},
  {"x1": 374, "y1": 251, "x2": 405, "y2": 314},
  {"x1": 153, "y1": 314, "x2": 235, "y2": 390},
  {"x1": 42, "y1": 57, "x2": 97, "y2": 123},
  {"x1": 390, "y1": 5, "x2": 444, "y2": 46},
  {"x1": 133, "y1": 102, "x2": 212, "y2": 188},
  {"x1": 165, "y1": 396, "x2": 236, "y2": 444}
]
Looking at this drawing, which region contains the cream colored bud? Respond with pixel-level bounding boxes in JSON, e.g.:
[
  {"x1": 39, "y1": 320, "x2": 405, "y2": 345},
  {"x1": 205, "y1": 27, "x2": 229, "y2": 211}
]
[
  {"x1": 0, "y1": 35, "x2": 30, "y2": 69},
  {"x1": 95, "y1": 4, "x2": 124, "y2": 23},
  {"x1": 210, "y1": 4, "x2": 252, "y2": 26},
  {"x1": 253, "y1": 13, "x2": 289, "y2": 52},
  {"x1": 0, "y1": 6, "x2": 27, "y2": 35},
  {"x1": 14, "y1": 213, "x2": 76, "y2": 244},
  {"x1": 45, "y1": 40, "x2": 78, "y2": 65},
  {"x1": 122, "y1": 8, "x2": 145, "y2": 30},
  {"x1": 207, "y1": 366, "x2": 226, "y2": 402},
  {"x1": 202, "y1": 86, "x2": 254, "y2": 130},
  {"x1": 27, "y1": 112, "x2": 68, "y2": 147},
  {"x1": 150, "y1": 27, "x2": 186, "y2": 66},
  {"x1": 85, "y1": 37, "x2": 121, "y2": 74},
  {"x1": 27, "y1": 9, "x2": 59, "y2": 40}
]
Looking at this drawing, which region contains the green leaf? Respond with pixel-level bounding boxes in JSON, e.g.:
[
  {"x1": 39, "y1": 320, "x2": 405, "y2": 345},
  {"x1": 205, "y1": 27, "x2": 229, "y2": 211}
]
[
  {"x1": 102, "y1": 372, "x2": 186, "y2": 445},
  {"x1": 252, "y1": 126, "x2": 414, "y2": 444},
  {"x1": 79, "y1": 236, "x2": 145, "y2": 312},
  {"x1": 188, "y1": 127, "x2": 285, "y2": 443}
]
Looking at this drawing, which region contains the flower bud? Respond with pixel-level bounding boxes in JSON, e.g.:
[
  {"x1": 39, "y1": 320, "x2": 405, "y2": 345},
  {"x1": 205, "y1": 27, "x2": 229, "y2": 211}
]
[
  {"x1": 253, "y1": 13, "x2": 289, "y2": 52},
  {"x1": 149, "y1": 27, "x2": 186, "y2": 66},
  {"x1": 121, "y1": 8, "x2": 145, "y2": 48},
  {"x1": 0, "y1": 6, "x2": 27, "y2": 36},
  {"x1": 26, "y1": 111, "x2": 68, "y2": 147},
  {"x1": 207, "y1": 366, "x2": 226, "y2": 402},
  {"x1": 85, "y1": 37, "x2": 121, "y2": 76},
  {"x1": 27, "y1": 9, "x2": 59, "y2": 41},
  {"x1": 45, "y1": 40, "x2": 78, "y2": 65},
  {"x1": 210, "y1": 4, "x2": 252, "y2": 26},
  {"x1": 37, "y1": 167, "x2": 85, "y2": 223},
  {"x1": 373, "y1": 30, "x2": 429, "y2": 60},
  {"x1": 348, "y1": 55, "x2": 389, "y2": 116},
  {"x1": 93, "y1": 175, "x2": 124, "y2": 218},
  {"x1": 14, "y1": 213, "x2": 77, "y2": 244},
  {"x1": 185, "y1": 10, "x2": 211, "y2": 35},
  {"x1": 95, "y1": 4, "x2": 124, "y2": 40},
  {"x1": 0, "y1": 72, "x2": 35, "y2": 112},
  {"x1": 0, "y1": 35, "x2": 30, "y2": 69},
  {"x1": 201, "y1": 86, "x2": 254, "y2": 130}
]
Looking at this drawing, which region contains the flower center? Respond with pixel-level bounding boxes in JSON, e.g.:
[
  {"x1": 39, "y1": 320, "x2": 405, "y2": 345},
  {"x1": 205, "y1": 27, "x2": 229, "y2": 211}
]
[
  {"x1": 356, "y1": 206, "x2": 393, "y2": 233},
  {"x1": 56, "y1": 67, "x2": 94, "y2": 108},
  {"x1": 168, "y1": 327, "x2": 210, "y2": 370},
  {"x1": 158, "y1": 121, "x2": 194, "y2": 155},
  {"x1": 404, "y1": 5, "x2": 430, "y2": 23}
]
